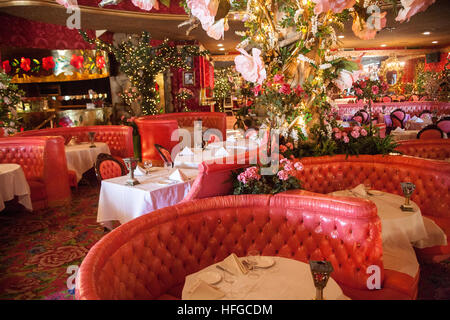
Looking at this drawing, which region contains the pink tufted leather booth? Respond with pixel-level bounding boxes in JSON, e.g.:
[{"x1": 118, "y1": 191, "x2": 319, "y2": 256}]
[
  {"x1": 76, "y1": 192, "x2": 418, "y2": 300},
  {"x1": 135, "y1": 112, "x2": 227, "y2": 165},
  {"x1": 15, "y1": 125, "x2": 134, "y2": 159},
  {"x1": 0, "y1": 136, "x2": 71, "y2": 209},
  {"x1": 395, "y1": 139, "x2": 450, "y2": 160}
]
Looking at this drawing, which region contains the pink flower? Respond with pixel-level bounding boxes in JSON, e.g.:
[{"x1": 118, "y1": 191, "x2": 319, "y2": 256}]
[
  {"x1": 352, "y1": 125, "x2": 360, "y2": 131},
  {"x1": 294, "y1": 85, "x2": 304, "y2": 96},
  {"x1": 234, "y1": 48, "x2": 267, "y2": 85},
  {"x1": 286, "y1": 142, "x2": 293, "y2": 150},
  {"x1": 187, "y1": 0, "x2": 215, "y2": 30},
  {"x1": 361, "y1": 129, "x2": 368, "y2": 136},
  {"x1": 294, "y1": 162, "x2": 304, "y2": 171},
  {"x1": 351, "y1": 130, "x2": 360, "y2": 139},
  {"x1": 279, "y1": 145, "x2": 287, "y2": 153},
  {"x1": 252, "y1": 84, "x2": 262, "y2": 96},
  {"x1": 277, "y1": 170, "x2": 290, "y2": 181},
  {"x1": 355, "y1": 88, "x2": 363, "y2": 96},
  {"x1": 352, "y1": 11, "x2": 387, "y2": 40},
  {"x1": 343, "y1": 136, "x2": 350, "y2": 143},
  {"x1": 335, "y1": 132, "x2": 342, "y2": 139},
  {"x1": 396, "y1": 0, "x2": 435, "y2": 23},
  {"x1": 56, "y1": 0, "x2": 78, "y2": 9},
  {"x1": 372, "y1": 85, "x2": 379, "y2": 95},
  {"x1": 273, "y1": 74, "x2": 284, "y2": 84},
  {"x1": 280, "y1": 158, "x2": 288, "y2": 164},
  {"x1": 206, "y1": 18, "x2": 229, "y2": 40},
  {"x1": 131, "y1": 0, "x2": 159, "y2": 11},
  {"x1": 279, "y1": 83, "x2": 292, "y2": 95},
  {"x1": 312, "y1": 0, "x2": 356, "y2": 15},
  {"x1": 359, "y1": 80, "x2": 367, "y2": 89}
]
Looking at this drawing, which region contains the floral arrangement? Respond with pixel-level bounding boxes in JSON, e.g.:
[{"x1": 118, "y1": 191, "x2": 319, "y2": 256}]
[
  {"x1": 353, "y1": 78, "x2": 389, "y2": 102},
  {"x1": 0, "y1": 71, "x2": 23, "y2": 136},
  {"x1": 176, "y1": 87, "x2": 194, "y2": 112},
  {"x1": 119, "y1": 87, "x2": 142, "y2": 106},
  {"x1": 232, "y1": 159, "x2": 303, "y2": 195}
]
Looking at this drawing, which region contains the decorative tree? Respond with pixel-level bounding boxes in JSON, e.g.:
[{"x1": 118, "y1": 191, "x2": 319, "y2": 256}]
[
  {"x1": 0, "y1": 71, "x2": 24, "y2": 136},
  {"x1": 80, "y1": 31, "x2": 208, "y2": 115},
  {"x1": 213, "y1": 67, "x2": 234, "y2": 111}
]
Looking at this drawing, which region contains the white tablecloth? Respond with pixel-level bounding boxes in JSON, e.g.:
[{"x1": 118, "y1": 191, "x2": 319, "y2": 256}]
[
  {"x1": 331, "y1": 190, "x2": 447, "y2": 277},
  {"x1": 182, "y1": 256, "x2": 348, "y2": 300},
  {"x1": 0, "y1": 164, "x2": 32, "y2": 212},
  {"x1": 97, "y1": 167, "x2": 198, "y2": 226},
  {"x1": 65, "y1": 142, "x2": 110, "y2": 182}
]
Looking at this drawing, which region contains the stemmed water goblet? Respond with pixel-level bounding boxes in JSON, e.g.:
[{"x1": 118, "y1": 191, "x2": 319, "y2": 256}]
[{"x1": 143, "y1": 160, "x2": 153, "y2": 174}]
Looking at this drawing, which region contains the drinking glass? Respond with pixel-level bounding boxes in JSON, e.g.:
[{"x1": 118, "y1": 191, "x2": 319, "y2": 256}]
[{"x1": 246, "y1": 250, "x2": 260, "y2": 279}]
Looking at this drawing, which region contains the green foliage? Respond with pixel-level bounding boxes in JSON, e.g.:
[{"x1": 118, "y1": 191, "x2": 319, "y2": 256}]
[
  {"x1": 0, "y1": 72, "x2": 24, "y2": 135},
  {"x1": 80, "y1": 31, "x2": 208, "y2": 115}
]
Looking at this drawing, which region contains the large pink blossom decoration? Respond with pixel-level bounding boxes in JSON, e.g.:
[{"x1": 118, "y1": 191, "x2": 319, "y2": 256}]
[
  {"x1": 206, "y1": 18, "x2": 229, "y2": 40},
  {"x1": 312, "y1": 0, "x2": 356, "y2": 15},
  {"x1": 352, "y1": 12, "x2": 387, "y2": 40},
  {"x1": 187, "y1": 0, "x2": 215, "y2": 31},
  {"x1": 234, "y1": 48, "x2": 267, "y2": 85},
  {"x1": 396, "y1": 0, "x2": 435, "y2": 23},
  {"x1": 56, "y1": 0, "x2": 78, "y2": 9},
  {"x1": 334, "y1": 69, "x2": 360, "y2": 91},
  {"x1": 131, "y1": 0, "x2": 159, "y2": 11}
]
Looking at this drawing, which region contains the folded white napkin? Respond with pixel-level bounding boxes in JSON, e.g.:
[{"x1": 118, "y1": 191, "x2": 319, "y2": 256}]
[
  {"x1": 218, "y1": 253, "x2": 248, "y2": 275},
  {"x1": 215, "y1": 147, "x2": 230, "y2": 157},
  {"x1": 187, "y1": 280, "x2": 225, "y2": 300},
  {"x1": 350, "y1": 184, "x2": 367, "y2": 197},
  {"x1": 134, "y1": 165, "x2": 147, "y2": 176},
  {"x1": 415, "y1": 118, "x2": 423, "y2": 123},
  {"x1": 179, "y1": 146, "x2": 194, "y2": 156},
  {"x1": 411, "y1": 116, "x2": 418, "y2": 121},
  {"x1": 227, "y1": 135, "x2": 237, "y2": 142},
  {"x1": 169, "y1": 169, "x2": 189, "y2": 182},
  {"x1": 393, "y1": 127, "x2": 405, "y2": 133}
]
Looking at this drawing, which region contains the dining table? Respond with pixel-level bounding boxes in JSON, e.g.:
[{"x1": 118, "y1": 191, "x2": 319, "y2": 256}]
[
  {"x1": 65, "y1": 142, "x2": 110, "y2": 182},
  {"x1": 182, "y1": 255, "x2": 349, "y2": 300},
  {"x1": 97, "y1": 167, "x2": 198, "y2": 229},
  {"x1": 330, "y1": 188, "x2": 447, "y2": 278},
  {"x1": 0, "y1": 163, "x2": 32, "y2": 212}
]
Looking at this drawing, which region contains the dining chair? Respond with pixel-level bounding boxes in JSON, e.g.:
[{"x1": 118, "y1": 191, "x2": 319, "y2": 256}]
[
  {"x1": 390, "y1": 108, "x2": 406, "y2": 129},
  {"x1": 417, "y1": 125, "x2": 444, "y2": 139},
  {"x1": 95, "y1": 153, "x2": 127, "y2": 181},
  {"x1": 419, "y1": 110, "x2": 432, "y2": 119},
  {"x1": 154, "y1": 144, "x2": 174, "y2": 168},
  {"x1": 436, "y1": 116, "x2": 450, "y2": 135},
  {"x1": 351, "y1": 111, "x2": 364, "y2": 124}
]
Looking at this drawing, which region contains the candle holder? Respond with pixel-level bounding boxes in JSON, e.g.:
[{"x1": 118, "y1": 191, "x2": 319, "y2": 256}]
[
  {"x1": 123, "y1": 158, "x2": 140, "y2": 186},
  {"x1": 88, "y1": 132, "x2": 96, "y2": 148},
  {"x1": 400, "y1": 182, "x2": 416, "y2": 212},
  {"x1": 309, "y1": 260, "x2": 334, "y2": 300}
]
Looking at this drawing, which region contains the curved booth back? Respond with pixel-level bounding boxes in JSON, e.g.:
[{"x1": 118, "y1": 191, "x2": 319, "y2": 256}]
[
  {"x1": 0, "y1": 136, "x2": 71, "y2": 209},
  {"x1": 297, "y1": 154, "x2": 450, "y2": 219},
  {"x1": 77, "y1": 193, "x2": 413, "y2": 300},
  {"x1": 15, "y1": 125, "x2": 134, "y2": 158},
  {"x1": 395, "y1": 139, "x2": 450, "y2": 160}
]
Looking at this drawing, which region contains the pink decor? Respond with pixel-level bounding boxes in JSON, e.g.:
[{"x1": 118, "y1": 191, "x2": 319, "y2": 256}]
[
  {"x1": 311, "y1": 0, "x2": 356, "y2": 14},
  {"x1": 234, "y1": 48, "x2": 266, "y2": 85},
  {"x1": 395, "y1": 0, "x2": 436, "y2": 23}
]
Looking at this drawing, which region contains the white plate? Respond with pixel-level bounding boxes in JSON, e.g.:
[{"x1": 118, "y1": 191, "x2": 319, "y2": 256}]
[
  {"x1": 256, "y1": 257, "x2": 275, "y2": 268},
  {"x1": 368, "y1": 190, "x2": 384, "y2": 196},
  {"x1": 197, "y1": 271, "x2": 222, "y2": 285},
  {"x1": 155, "y1": 179, "x2": 175, "y2": 185}
]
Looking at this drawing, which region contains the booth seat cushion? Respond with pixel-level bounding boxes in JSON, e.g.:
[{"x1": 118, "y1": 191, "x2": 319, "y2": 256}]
[{"x1": 395, "y1": 139, "x2": 450, "y2": 160}]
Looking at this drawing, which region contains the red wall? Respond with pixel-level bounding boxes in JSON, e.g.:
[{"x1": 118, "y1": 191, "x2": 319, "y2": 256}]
[{"x1": 424, "y1": 52, "x2": 449, "y2": 72}]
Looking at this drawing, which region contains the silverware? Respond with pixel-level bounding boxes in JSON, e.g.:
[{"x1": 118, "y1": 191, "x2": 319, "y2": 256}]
[{"x1": 216, "y1": 265, "x2": 235, "y2": 276}]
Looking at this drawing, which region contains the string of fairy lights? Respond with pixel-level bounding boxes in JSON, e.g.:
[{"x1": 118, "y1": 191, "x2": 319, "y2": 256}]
[{"x1": 79, "y1": 31, "x2": 208, "y2": 115}]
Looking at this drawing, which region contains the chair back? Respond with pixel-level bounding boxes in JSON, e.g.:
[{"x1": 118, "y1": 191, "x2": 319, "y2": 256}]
[
  {"x1": 95, "y1": 153, "x2": 127, "y2": 181},
  {"x1": 417, "y1": 125, "x2": 444, "y2": 140},
  {"x1": 155, "y1": 144, "x2": 174, "y2": 167},
  {"x1": 437, "y1": 117, "x2": 450, "y2": 134},
  {"x1": 390, "y1": 109, "x2": 406, "y2": 129},
  {"x1": 351, "y1": 111, "x2": 364, "y2": 124}
]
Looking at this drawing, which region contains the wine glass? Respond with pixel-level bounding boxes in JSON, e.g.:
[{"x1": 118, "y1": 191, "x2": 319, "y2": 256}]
[
  {"x1": 246, "y1": 250, "x2": 261, "y2": 279},
  {"x1": 143, "y1": 160, "x2": 153, "y2": 174}
]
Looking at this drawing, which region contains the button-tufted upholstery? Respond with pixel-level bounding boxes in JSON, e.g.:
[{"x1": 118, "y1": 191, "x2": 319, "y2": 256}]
[
  {"x1": 95, "y1": 153, "x2": 127, "y2": 181},
  {"x1": 0, "y1": 136, "x2": 71, "y2": 209},
  {"x1": 395, "y1": 139, "x2": 450, "y2": 160},
  {"x1": 15, "y1": 125, "x2": 134, "y2": 159},
  {"x1": 76, "y1": 192, "x2": 418, "y2": 300}
]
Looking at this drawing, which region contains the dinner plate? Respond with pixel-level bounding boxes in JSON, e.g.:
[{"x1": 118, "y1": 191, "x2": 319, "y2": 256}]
[
  {"x1": 197, "y1": 271, "x2": 222, "y2": 285},
  {"x1": 155, "y1": 179, "x2": 174, "y2": 185},
  {"x1": 256, "y1": 257, "x2": 275, "y2": 268},
  {"x1": 367, "y1": 190, "x2": 384, "y2": 196}
]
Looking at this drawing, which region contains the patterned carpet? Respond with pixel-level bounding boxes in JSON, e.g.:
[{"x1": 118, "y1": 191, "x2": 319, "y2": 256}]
[{"x1": 0, "y1": 182, "x2": 449, "y2": 300}]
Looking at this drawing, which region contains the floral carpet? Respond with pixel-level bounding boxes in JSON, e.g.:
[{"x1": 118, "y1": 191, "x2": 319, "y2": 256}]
[{"x1": 0, "y1": 183, "x2": 449, "y2": 300}]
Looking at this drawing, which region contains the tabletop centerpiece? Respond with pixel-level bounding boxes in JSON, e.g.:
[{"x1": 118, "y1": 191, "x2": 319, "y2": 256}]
[
  {"x1": 123, "y1": 157, "x2": 140, "y2": 186},
  {"x1": 309, "y1": 260, "x2": 334, "y2": 300},
  {"x1": 400, "y1": 182, "x2": 416, "y2": 212}
]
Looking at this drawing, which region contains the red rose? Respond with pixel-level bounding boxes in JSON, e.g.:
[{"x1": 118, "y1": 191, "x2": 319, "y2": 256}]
[
  {"x1": 252, "y1": 84, "x2": 262, "y2": 96},
  {"x1": 42, "y1": 56, "x2": 55, "y2": 71},
  {"x1": 155, "y1": 83, "x2": 159, "y2": 91},
  {"x1": 372, "y1": 85, "x2": 379, "y2": 95},
  {"x1": 2, "y1": 60, "x2": 11, "y2": 73},
  {"x1": 70, "y1": 54, "x2": 84, "y2": 69},
  {"x1": 279, "y1": 83, "x2": 292, "y2": 95},
  {"x1": 20, "y1": 57, "x2": 31, "y2": 72},
  {"x1": 359, "y1": 80, "x2": 367, "y2": 89},
  {"x1": 294, "y1": 84, "x2": 304, "y2": 96},
  {"x1": 96, "y1": 55, "x2": 105, "y2": 70}
]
